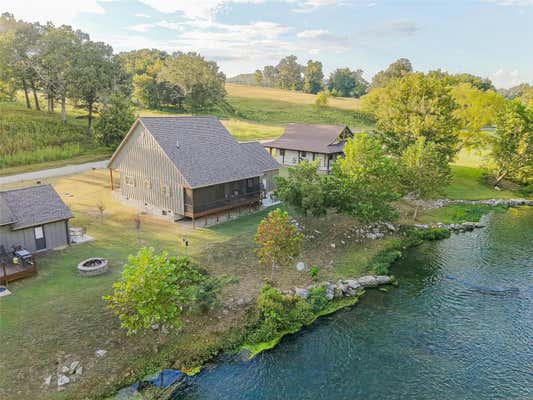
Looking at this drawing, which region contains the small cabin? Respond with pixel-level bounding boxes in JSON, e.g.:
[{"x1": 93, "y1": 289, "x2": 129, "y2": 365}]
[
  {"x1": 263, "y1": 123, "x2": 354, "y2": 173},
  {"x1": 0, "y1": 185, "x2": 72, "y2": 254}
]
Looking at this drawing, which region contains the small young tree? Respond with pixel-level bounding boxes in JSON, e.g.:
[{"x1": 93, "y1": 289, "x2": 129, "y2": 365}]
[
  {"x1": 275, "y1": 160, "x2": 327, "y2": 217},
  {"x1": 399, "y1": 137, "x2": 452, "y2": 220},
  {"x1": 103, "y1": 247, "x2": 218, "y2": 337},
  {"x1": 255, "y1": 209, "x2": 303, "y2": 281},
  {"x1": 96, "y1": 201, "x2": 106, "y2": 223},
  {"x1": 491, "y1": 100, "x2": 533, "y2": 186},
  {"x1": 315, "y1": 90, "x2": 329, "y2": 107},
  {"x1": 327, "y1": 133, "x2": 400, "y2": 223}
]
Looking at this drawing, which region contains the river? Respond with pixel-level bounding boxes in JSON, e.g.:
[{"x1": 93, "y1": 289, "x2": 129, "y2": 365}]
[{"x1": 171, "y1": 207, "x2": 533, "y2": 400}]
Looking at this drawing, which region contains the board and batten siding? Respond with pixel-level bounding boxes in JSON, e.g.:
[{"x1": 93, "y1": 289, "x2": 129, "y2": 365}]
[
  {"x1": 110, "y1": 123, "x2": 187, "y2": 215},
  {"x1": 0, "y1": 220, "x2": 69, "y2": 252}
]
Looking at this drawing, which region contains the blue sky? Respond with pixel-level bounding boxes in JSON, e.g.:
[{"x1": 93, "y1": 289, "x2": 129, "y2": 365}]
[{"x1": 3, "y1": 0, "x2": 532, "y2": 88}]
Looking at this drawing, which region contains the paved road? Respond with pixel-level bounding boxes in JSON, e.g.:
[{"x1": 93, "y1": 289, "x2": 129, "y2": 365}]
[{"x1": 0, "y1": 160, "x2": 110, "y2": 185}]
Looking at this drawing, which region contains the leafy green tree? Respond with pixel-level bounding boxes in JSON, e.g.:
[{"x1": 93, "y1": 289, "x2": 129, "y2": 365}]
[
  {"x1": 275, "y1": 160, "x2": 327, "y2": 217},
  {"x1": 0, "y1": 13, "x2": 42, "y2": 110},
  {"x1": 451, "y1": 83, "x2": 506, "y2": 147},
  {"x1": 262, "y1": 65, "x2": 278, "y2": 87},
  {"x1": 326, "y1": 133, "x2": 400, "y2": 223},
  {"x1": 315, "y1": 90, "x2": 329, "y2": 107},
  {"x1": 327, "y1": 68, "x2": 368, "y2": 98},
  {"x1": 255, "y1": 208, "x2": 303, "y2": 280},
  {"x1": 68, "y1": 40, "x2": 118, "y2": 130},
  {"x1": 159, "y1": 52, "x2": 226, "y2": 111},
  {"x1": 95, "y1": 93, "x2": 136, "y2": 147},
  {"x1": 399, "y1": 137, "x2": 452, "y2": 219},
  {"x1": 254, "y1": 69, "x2": 263, "y2": 85},
  {"x1": 371, "y1": 58, "x2": 412, "y2": 88},
  {"x1": 429, "y1": 70, "x2": 495, "y2": 91},
  {"x1": 303, "y1": 60, "x2": 324, "y2": 94},
  {"x1": 369, "y1": 72, "x2": 461, "y2": 159},
  {"x1": 104, "y1": 247, "x2": 218, "y2": 336},
  {"x1": 491, "y1": 100, "x2": 533, "y2": 186},
  {"x1": 275, "y1": 55, "x2": 303, "y2": 90},
  {"x1": 34, "y1": 24, "x2": 84, "y2": 122}
]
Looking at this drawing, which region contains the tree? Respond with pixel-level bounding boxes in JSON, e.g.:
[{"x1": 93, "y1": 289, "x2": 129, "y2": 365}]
[
  {"x1": 430, "y1": 70, "x2": 495, "y2": 91},
  {"x1": 326, "y1": 133, "x2": 400, "y2": 223},
  {"x1": 254, "y1": 69, "x2": 263, "y2": 85},
  {"x1": 303, "y1": 60, "x2": 324, "y2": 94},
  {"x1": 451, "y1": 83, "x2": 506, "y2": 147},
  {"x1": 275, "y1": 55, "x2": 303, "y2": 90},
  {"x1": 315, "y1": 90, "x2": 329, "y2": 107},
  {"x1": 0, "y1": 13, "x2": 42, "y2": 110},
  {"x1": 95, "y1": 93, "x2": 136, "y2": 147},
  {"x1": 262, "y1": 65, "x2": 278, "y2": 87},
  {"x1": 368, "y1": 72, "x2": 461, "y2": 159},
  {"x1": 34, "y1": 24, "x2": 84, "y2": 122},
  {"x1": 371, "y1": 58, "x2": 412, "y2": 88},
  {"x1": 158, "y1": 52, "x2": 226, "y2": 111},
  {"x1": 491, "y1": 100, "x2": 533, "y2": 186},
  {"x1": 399, "y1": 137, "x2": 452, "y2": 219},
  {"x1": 275, "y1": 160, "x2": 327, "y2": 217},
  {"x1": 327, "y1": 68, "x2": 368, "y2": 98},
  {"x1": 255, "y1": 209, "x2": 303, "y2": 280},
  {"x1": 104, "y1": 247, "x2": 218, "y2": 336},
  {"x1": 68, "y1": 40, "x2": 118, "y2": 130}
]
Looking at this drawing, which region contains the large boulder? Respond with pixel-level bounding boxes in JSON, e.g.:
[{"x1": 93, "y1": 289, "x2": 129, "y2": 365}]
[
  {"x1": 357, "y1": 276, "x2": 378, "y2": 287},
  {"x1": 294, "y1": 288, "x2": 310, "y2": 299}
]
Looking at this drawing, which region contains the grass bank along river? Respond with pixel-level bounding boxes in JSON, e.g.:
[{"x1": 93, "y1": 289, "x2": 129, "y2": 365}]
[{"x1": 168, "y1": 207, "x2": 533, "y2": 400}]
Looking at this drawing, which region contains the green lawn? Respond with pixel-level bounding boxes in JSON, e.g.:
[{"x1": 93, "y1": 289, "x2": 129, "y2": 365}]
[
  {"x1": 0, "y1": 170, "x2": 389, "y2": 400},
  {"x1": 445, "y1": 165, "x2": 515, "y2": 200}
]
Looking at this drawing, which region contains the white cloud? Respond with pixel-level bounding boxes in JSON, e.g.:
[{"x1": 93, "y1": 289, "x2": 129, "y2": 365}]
[
  {"x1": 297, "y1": 29, "x2": 331, "y2": 39},
  {"x1": 490, "y1": 68, "x2": 528, "y2": 88},
  {"x1": 135, "y1": 13, "x2": 152, "y2": 18},
  {"x1": 1, "y1": 0, "x2": 106, "y2": 25},
  {"x1": 138, "y1": 0, "x2": 267, "y2": 19},
  {"x1": 291, "y1": 0, "x2": 341, "y2": 13},
  {"x1": 363, "y1": 20, "x2": 420, "y2": 37},
  {"x1": 155, "y1": 20, "x2": 183, "y2": 30},
  {"x1": 128, "y1": 23, "x2": 155, "y2": 32}
]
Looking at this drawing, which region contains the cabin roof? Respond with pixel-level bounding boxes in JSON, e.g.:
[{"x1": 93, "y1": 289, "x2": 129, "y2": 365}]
[
  {"x1": 263, "y1": 123, "x2": 353, "y2": 154},
  {"x1": 0, "y1": 185, "x2": 73, "y2": 230},
  {"x1": 117, "y1": 116, "x2": 274, "y2": 188}
]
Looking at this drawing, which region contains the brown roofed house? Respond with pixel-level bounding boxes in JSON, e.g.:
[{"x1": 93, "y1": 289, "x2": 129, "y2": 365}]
[
  {"x1": 107, "y1": 116, "x2": 280, "y2": 222},
  {"x1": 0, "y1": 185, "x2": 73, "y2": 253},
  {"x1": 263, "y1": 123, "x2": 354, "y2": 173}
]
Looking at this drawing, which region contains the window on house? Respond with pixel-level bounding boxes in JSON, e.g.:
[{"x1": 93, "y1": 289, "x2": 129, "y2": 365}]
[
  {"x1": 279, "y1": 149, "x2": 285, "y2": 156},
  {"x1": 300, "y1": 151, "x2": 307, "y2": 158},
  {"x1": 247, "y1": 178, "x2": 254, "y2": 188},
  {"x1": 125, "y1": 176, "x2": 135, "y2": 187},
  {"x1": 161, "y1": 184, "x2": 171, "y2": 197}
]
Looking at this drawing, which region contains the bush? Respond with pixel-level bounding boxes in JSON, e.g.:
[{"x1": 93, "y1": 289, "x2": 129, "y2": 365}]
[
  {"x1": 409, "y1": 227, "x2": 451, "y2": 241},
  {"x1": 309, "y1": 266, "x2": 319, "y2": 280},
  {"x1": 368, "y1": 248, "x2": 402, "y2": 275}
]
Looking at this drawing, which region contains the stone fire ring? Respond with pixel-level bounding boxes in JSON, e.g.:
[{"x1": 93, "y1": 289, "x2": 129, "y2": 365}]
[{"x1": 77, "y1": 258, "x2": 109, "y2": 277}]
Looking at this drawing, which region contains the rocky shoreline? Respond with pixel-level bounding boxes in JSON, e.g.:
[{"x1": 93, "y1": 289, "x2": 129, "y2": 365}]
[
  {"x1": 418, "y1": 198, "x2": 533, "y2": 211},
  {"x1": 285, "y1": 274, "x2": 394, "y2": 300}
]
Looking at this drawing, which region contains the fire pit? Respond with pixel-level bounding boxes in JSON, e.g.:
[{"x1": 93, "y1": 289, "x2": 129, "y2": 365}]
[{"x1": 77, "y1": 258, "x2": 109, "y2": 277}]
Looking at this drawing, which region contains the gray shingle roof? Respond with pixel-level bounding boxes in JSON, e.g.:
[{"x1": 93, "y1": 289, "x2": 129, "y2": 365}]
[
  {"x1": 0, "y1": 196, "x2": 16, "y2": 226},
  {"x1": 139, "y1": 117, "x2": 267, "y2": 188},
  {"x1": 0, "y1": 185, "x2": 73, "y2": 230},
  {"x1": 240, "y1": 142, "x2": 280, "y2": 172},
  {"x1": 263, "y1": 123, "x2": 353, "y2": 154}
]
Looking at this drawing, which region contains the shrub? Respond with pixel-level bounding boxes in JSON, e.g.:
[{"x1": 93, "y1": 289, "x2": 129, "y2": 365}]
[{"x1": 309, "y1": 266, "x2": 319, "y2": 280}]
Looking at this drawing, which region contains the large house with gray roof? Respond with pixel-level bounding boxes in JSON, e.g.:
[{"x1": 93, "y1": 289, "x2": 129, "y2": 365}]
[
  {"x1": 107, "y1": 116, "x2": 279, "y2": 222},
  {"x1": 0, "y1": 185, "x2": 73, "y2": 253},
  {"x1": 263, "y1": 123, "x2": 354, "y2": 173}
]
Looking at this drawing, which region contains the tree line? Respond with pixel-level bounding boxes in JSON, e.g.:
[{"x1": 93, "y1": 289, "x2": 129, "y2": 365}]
[
  {"x1": 0, "y1": 13, "x2": 227, "y2": 145},
  {"x1": 252, "y1": 55, "x2": 498, "y2": 99}
]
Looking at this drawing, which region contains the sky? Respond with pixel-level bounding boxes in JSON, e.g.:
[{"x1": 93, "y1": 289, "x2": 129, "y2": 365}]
[{"x1": 2, "y1": 0, "x2": 532, "y2": 88}]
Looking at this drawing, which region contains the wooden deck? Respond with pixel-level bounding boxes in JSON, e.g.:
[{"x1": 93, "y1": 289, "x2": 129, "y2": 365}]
[{"x1": 0, "y1": 260, "x2": 37, "y2": 285}]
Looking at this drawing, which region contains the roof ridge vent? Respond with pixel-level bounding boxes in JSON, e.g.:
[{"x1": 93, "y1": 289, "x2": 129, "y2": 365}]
[{"x1": 176, "y1": 139, "x2": 180, "y2": 148}]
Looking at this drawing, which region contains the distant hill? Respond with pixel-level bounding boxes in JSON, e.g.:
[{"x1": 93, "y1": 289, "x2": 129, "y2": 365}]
[{"x1": 227, "y1": 73, "x2": 259, "y2": 86}]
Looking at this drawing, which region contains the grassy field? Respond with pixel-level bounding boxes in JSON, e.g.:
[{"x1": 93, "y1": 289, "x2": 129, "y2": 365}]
[
  {"x1": 0, "y1": 170, "x2": 393, "y2": 400},
  {"x1": 0, "y1": 102, "x2": 110, "y2": 172},
  {"x1": 226, "y1": 83, "x2": 362, "y2": 111}
]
